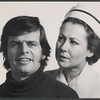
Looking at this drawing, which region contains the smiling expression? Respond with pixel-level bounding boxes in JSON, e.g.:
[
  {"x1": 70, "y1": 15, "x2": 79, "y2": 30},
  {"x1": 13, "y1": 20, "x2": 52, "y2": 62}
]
[{"x1": 7, "y1": 30, "x2": 44, "y2": 77}]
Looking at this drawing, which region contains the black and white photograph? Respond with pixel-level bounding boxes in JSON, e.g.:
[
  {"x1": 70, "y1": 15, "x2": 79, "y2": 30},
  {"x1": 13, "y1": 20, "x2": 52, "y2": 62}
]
[{"x1": 0, "y1": 2, "x2": 100, "y2": 98}]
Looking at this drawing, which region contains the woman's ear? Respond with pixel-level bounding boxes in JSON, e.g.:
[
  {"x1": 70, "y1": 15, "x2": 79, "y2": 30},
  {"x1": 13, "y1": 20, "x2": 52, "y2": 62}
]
[
  {"x1": 42, "y1": 55, "x2": 46, "y2": 60},
  {"x1": 87, "y1": 50, "x2": 94, "y2": 57}
]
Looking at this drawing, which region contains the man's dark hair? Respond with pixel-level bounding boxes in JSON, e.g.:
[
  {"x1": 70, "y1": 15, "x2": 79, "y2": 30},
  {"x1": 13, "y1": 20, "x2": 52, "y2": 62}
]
[
  {"x1": 62, "y1": 17, "x2": 100, "y2": 65},
  {"x1": 0, "y1": 16, "x2": 51, "y2": 70}
]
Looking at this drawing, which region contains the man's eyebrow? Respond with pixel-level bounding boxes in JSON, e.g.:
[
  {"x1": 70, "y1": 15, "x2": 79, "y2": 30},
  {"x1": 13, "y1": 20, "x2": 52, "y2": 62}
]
[
  {"x1": 8, "y1": 40, "x2": 39, "y2": 45},
  {"x1": 26, "y1": 40, "x2": 36, "y2": 42},
  {"x1": 8, "y1": 40, "x2": 20, "y2": 45},
  {"x1": 27, "y1": 41, "x2": 39, "y2": 45}
]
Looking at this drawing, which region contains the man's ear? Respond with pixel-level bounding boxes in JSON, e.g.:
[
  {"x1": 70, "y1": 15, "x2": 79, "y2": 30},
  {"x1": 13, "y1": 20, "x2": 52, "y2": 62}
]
[
  {"x1": 4, "y1": 54, "x2": 8, "y2": 62},
  {"x1": 87, "y1": 50, "x2": 94, "y2": 57},
  {"x1": 4, "y1": 54, "x2": 6, "y2": 59}
]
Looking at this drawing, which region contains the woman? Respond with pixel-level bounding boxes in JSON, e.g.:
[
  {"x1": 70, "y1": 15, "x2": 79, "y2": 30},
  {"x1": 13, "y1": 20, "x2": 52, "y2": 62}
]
[{"x1": 45, "y1": 3, "x2": 100, "y2": 98}]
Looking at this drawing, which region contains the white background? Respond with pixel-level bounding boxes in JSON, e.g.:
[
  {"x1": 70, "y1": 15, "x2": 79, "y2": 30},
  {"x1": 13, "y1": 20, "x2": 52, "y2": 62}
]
[{"x1": 0, "y1": 2, "x2": 100, "y2": 85}]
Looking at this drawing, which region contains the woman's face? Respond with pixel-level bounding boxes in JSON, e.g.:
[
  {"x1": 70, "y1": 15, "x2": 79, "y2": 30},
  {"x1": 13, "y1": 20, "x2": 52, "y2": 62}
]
[{"x1": 56, "y1": 22, "x2": 93, "y2": 69}]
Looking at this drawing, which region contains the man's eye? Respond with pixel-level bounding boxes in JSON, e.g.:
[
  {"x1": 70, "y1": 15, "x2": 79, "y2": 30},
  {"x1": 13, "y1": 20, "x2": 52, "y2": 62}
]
[
  {"x1": 11, "y1": 43, "x2": 18, "y2": 47},
  {"x1": 28, "y1": 43, "x2": 37, "y2": 47}
]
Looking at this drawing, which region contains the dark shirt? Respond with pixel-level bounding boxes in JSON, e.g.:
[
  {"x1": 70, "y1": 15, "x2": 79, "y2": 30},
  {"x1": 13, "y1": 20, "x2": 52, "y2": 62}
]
[{"x1": 0, "y1": 67, "x2": 79, "y2": 98}]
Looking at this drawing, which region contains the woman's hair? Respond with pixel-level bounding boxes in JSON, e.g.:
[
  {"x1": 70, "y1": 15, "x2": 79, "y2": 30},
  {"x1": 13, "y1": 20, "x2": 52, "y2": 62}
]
[
  {"x1": 0, "y1": 16, "x2": 51, "y2": 70},
  {"x1": 62, "y1": 17, "x2": 100, "y2": 65}
]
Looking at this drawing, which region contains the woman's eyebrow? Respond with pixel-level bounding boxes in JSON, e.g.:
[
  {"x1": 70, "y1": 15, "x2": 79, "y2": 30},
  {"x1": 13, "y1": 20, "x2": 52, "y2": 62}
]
[
  {"x1": 60, "y1": 33, "x2": 66, "y2": 37},
  {"x1": 70, "y1": 37, "x2": 81, "y2": 42}
]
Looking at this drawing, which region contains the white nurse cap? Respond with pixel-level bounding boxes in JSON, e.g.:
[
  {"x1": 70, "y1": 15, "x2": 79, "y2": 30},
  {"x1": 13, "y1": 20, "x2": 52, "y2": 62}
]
[{"x1": 64, "y1": 3, "x2": 100, "y2": 38}]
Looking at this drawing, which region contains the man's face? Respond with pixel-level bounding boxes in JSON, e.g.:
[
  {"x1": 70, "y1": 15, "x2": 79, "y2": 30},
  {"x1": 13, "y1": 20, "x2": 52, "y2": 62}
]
[{"x1": 7, "y1": 30, "x2": 44, "y2": 78}]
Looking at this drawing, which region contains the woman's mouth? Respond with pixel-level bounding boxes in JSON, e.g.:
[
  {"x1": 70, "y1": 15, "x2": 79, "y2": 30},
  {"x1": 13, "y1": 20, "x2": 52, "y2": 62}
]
[{"x1": 59, "y1": 55, "x2": 69, "y2": 60}]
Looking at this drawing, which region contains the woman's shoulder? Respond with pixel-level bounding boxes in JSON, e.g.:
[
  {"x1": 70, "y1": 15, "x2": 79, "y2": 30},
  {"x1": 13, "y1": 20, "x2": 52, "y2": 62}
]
[
  {"x1": 84, "y1": 63, "x2": 100, "y2": 83},
  {"x1": 45, "y1": 69, "x2": 59, "y2": 79},
  {"x1": 88, "y1": 64, "x2": 100, "y2": 78}
]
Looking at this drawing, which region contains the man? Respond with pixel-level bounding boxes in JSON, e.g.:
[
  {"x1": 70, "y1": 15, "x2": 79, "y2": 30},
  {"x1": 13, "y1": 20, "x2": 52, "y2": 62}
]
[{"x1": 0, "y1": 16, "x2": 78, "y2": 98}]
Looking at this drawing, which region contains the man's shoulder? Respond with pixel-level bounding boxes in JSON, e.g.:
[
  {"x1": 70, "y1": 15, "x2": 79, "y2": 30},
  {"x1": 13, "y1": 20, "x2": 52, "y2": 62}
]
[
  {"x1": 0, "y1": 82, "x2": 5, "y2": 94},
  {"x1": 0, "y1": 83, "x2": 5, "y2": 88},
  {"x1": 44, "y1": 73, "x2": 79, "y2": 98},
  {"x1": 45, "y1": 73, "x2": 73, "y2": 89},
  {"x1": 45, "y1": 69, "x2": 59, "y2": 79}
]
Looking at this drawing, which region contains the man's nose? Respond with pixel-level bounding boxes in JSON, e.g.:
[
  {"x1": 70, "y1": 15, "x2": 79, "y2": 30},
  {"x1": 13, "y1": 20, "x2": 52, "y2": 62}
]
[{"x1": 20, "y1": 42, "x2": 29, "y2": 54}]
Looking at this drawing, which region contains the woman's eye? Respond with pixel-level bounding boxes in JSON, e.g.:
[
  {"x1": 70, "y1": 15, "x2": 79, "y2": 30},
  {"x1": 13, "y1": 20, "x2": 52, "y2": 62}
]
[
  {"x1": 58, "y1": 36, "x2": 65, "y2": 42},
  {"x1": 70, "y1": 40, "x2": 78, "y2": 45}
]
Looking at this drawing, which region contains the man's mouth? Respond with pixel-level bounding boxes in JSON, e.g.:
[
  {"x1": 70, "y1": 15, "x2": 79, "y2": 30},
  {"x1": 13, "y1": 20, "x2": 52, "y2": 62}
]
[{"x1": 17, "y1": 58, "x2": 33, "y2": 63}]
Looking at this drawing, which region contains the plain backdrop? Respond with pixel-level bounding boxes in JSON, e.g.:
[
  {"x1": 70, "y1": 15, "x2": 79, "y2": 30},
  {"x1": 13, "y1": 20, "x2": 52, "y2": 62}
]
[{"x1": 0, "y1": 2, "x2": 100, "y2": 85}]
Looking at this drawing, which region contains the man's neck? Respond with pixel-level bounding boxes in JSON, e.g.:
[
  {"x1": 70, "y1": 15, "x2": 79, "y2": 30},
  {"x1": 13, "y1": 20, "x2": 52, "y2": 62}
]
[
  {"x1": 10, "y1": 64, "x2": 41, "y2": 81},
  {"x1": 11, "y1": 72, "x2": 31, "y2": 81}
]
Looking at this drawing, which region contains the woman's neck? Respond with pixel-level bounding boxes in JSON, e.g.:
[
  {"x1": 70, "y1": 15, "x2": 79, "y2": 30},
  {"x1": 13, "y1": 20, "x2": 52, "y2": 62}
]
[{"x1": 63, "y1": 61, "x2": 86, "y2": 83}]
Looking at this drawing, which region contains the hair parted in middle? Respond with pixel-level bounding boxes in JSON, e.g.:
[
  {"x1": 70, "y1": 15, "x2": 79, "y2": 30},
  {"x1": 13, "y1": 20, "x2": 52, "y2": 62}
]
[{"x1": 0, "y1": 16, "x2": 51, "y2": 70}]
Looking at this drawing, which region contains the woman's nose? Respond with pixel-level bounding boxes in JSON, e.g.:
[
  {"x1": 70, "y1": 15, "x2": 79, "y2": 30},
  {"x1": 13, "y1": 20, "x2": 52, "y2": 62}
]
[{"x1": 61, "y1": 40, "x2": 69, "y2": 52}]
